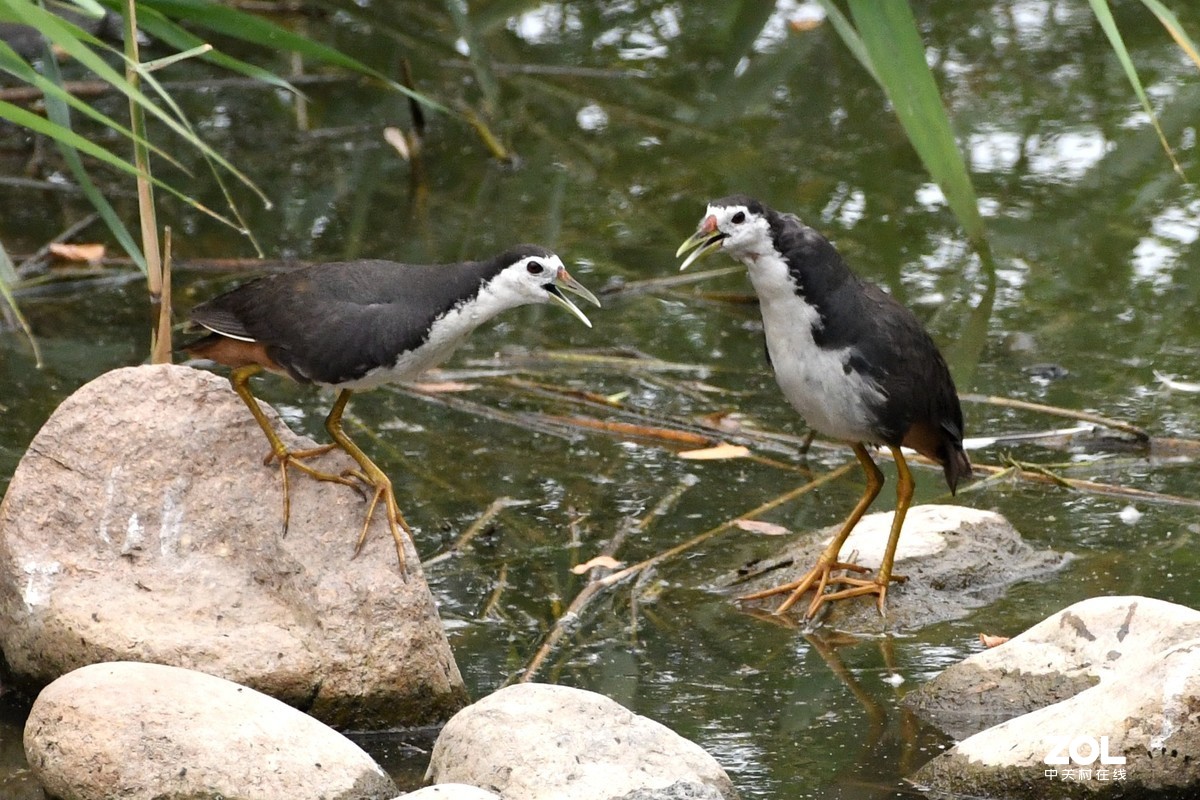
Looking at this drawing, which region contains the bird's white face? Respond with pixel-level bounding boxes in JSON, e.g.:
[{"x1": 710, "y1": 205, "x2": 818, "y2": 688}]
[
  {"x1": 676, "y1": 203, "x2": 773, "y2": 270},
  {"x1": 486, "y1": 254, "x2": 601, "y2": 327}
]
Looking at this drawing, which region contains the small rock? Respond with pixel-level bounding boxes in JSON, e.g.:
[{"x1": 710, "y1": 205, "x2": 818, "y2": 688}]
[
  {"x1": 909, "y1": 596, "x2": 1200, "y2": 798},
  {"x1": 0, "y1": 364, "x2": 468, "y2": 729},
  {"x1": 728, "y1": 505, "x2": 1067, "y2": 633},
  {"x1": 426, "y1": 683, "x2": 739, "y2": 800},
  {"x1": 24, "y1": 661, "x2": 396, "y2": 800}
]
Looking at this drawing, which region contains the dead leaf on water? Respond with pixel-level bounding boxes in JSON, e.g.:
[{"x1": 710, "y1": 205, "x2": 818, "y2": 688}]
[
  {"x1": 733, "y1": 519, "x2": 790, "y2": 536},
  {"x1": 678, "y1": 442, "x2": 751, "y2": 460},
  {"x1": 978, "y1": 633, "x2": 1010, "y2": 648},
  {"x1": 411, "y1": 381, "x2": 478, "y2": 393},
  {"x1": 571, "y1": 555, "x2": 623, "y2": 574},
  {"x1": 49, "y1": 242, "x2": 105, "y2": 265},
  {"x1": 383, "y1": 126, "x2": 411, "y2": 161}
]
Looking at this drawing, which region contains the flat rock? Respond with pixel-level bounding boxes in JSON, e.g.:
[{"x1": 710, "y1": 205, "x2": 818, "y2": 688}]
[
  {"x1": 909, "y1": 596, "x2": 1200, "y2": 798},
  {"x1": 726, "y1": 505, "x2": 1067, "y2": 633},
  {"x1": 24, "y1": 661, "x2": 396, "y2": 800},
  {"x1": 426, "y1": 683, "x2": 739, "y2": 800},
  {"x1": 0, "y1": 364, "x2": 468, "y2": 729}
]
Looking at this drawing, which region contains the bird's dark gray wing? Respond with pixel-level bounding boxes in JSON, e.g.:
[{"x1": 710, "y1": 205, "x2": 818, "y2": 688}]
[{"x1": 189, "y1": 258, "x2": 505, "y2": 385}]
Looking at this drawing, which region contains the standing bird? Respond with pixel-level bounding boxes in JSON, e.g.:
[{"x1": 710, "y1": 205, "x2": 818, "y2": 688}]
[
  {"x1": 184, "y1": 244, "x2": 600, "y2": 570},
  {"x1": 677, "y1": 196, "x2": 971, "y2": 619}
]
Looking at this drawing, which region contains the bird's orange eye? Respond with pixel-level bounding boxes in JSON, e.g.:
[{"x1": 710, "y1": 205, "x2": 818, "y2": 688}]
[
  {"x1": 527, "y1": 261, "x2": 544, "y2": 274},
  {"x1": 731, "y1": 211, "x2": 746, "y2": 224}
]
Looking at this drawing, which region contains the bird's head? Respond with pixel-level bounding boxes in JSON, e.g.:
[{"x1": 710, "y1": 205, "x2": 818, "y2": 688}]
[
  {"x1": 492, "y1": 245, "x2": 601, "y2": 328},
  {"x1": 676, "y1": 195, "x2": 772, "y2": 270}
]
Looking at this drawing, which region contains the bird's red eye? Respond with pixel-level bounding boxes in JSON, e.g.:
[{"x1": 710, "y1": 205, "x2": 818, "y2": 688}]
[
  {"x1": 731, "y1": 211, "x2": 746, "y2": 224},
  {"x1": 527, "y1": 261, "x2": 544, "y2": 274}
]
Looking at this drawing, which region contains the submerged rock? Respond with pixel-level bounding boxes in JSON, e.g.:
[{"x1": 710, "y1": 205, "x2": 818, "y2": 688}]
[
  {"x1": 24, "y1": 661, "x2": 396, "y2": 800},
  {"x1": 909, "y1": 596, "x2": 1200, "y2": 799},
  {"x1": 0, "y1": 364, "x2": 468, "y2": 729},
  {"x1": 426, "y1": 683, "x2": 740, "y2": 800},
  {"x1": 727, "y1": 505, "x2": 1067, "y2": 633}
]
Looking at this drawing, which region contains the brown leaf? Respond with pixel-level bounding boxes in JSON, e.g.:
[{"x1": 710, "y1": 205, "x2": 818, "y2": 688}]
[
  {"x1": 678, "y1": 442, "x2": 751, "y2": 460},
  {"x1": 733, "y1": 519, "x2": 790, "y2": 536},
  {"x1": 49, "y1": 242, "x2": 105, "y2": 265},
  {"x1": 978, "y1": 633, "x2": 1010, "y2": 648},
  {"x1": 571, "y1": 555, "x2": 623, "y2": 574}
]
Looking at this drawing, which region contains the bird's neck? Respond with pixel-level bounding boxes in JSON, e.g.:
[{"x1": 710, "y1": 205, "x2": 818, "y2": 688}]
[
  {"x1": 426, "y1": 282, "x2": 520, "y2": 345},
  {"x1": 740, "y1": 227, "x2": 854, "y2": 311}
]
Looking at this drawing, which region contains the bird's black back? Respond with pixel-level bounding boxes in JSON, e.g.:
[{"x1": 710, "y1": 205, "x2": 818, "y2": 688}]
[{"x1": 188, "y1": 245, "x2": 553, "y2": 385}]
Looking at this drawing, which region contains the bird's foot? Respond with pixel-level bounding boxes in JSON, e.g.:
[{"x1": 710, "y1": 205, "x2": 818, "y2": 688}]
[
  {"x1": 737, "y1": 560, "x2": 905, "y2": 620},
  {"x1": 816, "y1": 572, "x2": 909, "y2": 617},
  {"x1": 351, "y1": 466, "x2": 413, "y2": 574},
  {"x1": 264, "y1": 445, "x2": 367, "y2": 535}
]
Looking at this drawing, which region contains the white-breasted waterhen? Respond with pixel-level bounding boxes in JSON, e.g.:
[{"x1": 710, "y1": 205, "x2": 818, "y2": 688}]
[
  {"x1": 183, "y1": 244, "x2": 600, "y2": 570},
  {"x1": 677, "y1": 195, "x2": 971, "y2": 619}
]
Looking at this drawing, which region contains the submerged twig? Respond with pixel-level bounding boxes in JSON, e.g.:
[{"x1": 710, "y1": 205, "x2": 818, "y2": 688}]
[
  {"x1": 425, "y1": 496, "x2": 528, "y2": 567},
  {"x1": 478, "y1": 563, "x2": 509, "y2": 621},
  {"x1": 960, "y1": 393, "x2": 1150, "y2": 442},
  {"x1": 515, "y1": 462, "x2": 855, "y2": 683},
  {"x1": 966, "y1": 462, "x2": 1200, "y2": 507}
]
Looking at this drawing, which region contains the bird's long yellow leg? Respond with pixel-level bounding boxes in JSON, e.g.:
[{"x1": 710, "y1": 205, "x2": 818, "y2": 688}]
[
  {"x1": 321, "y1": 389, "x2": 412, "y2": 571},
  {"x1": 817, "y1": 446, "x2": 913, "y2": 615},
  {"x1": 737, "y1": 442, "x2": 885, "y2": 618},
  {"x1": 229, "y1": 365, "x2": 363, "y2": 535}
]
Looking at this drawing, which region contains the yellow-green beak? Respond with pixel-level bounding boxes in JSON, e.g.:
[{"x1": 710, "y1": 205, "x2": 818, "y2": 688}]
[
  {"x1": 676, "y1": 215, "x2": 727, "y2": 271},
  {"x1": 547, "y1": 266, "x2": 602, "y2": 328}
]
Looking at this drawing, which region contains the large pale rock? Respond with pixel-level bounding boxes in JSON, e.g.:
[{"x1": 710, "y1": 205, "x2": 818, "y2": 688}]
[
  {"x1": 728, "y1": 505, "x2": 1067, "y2": 633},
  {"x1": 0, "y1": 364, "x2": 467, "y2": 729},
  {"x1": 910, "y1": 596, "x2": 1200, "y2": 798},
  {"x1": 24, "y1": 661, "x2": 396, "y2": 800},
  {"x1": 426, "y1": 683, "x2": 739, "y2": 800}
]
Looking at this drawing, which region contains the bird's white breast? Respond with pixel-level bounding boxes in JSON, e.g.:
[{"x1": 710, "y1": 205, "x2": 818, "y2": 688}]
[{"x1": 744, "y1": 251, "x2": 885, "y2": 443}]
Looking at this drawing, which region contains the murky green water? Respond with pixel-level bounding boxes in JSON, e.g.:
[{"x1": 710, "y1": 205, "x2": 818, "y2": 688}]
[{"x1": 3, "y1": 2, "x2": 1200, "y2": 797}]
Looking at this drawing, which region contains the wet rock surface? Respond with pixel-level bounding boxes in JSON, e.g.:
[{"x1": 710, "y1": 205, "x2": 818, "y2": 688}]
[
  {"x1": 909, "y1": 596, "x2": 1200, "y2": 799},
  {"x1": 0, "y1": 364, "x2": 468, "y2": 729},
  {"x1": 24, "y1": 661, "x2": 397, "y2": 800},
  {"x1": 726, "y1": 505, "x2": 1068, "y2": 634}
]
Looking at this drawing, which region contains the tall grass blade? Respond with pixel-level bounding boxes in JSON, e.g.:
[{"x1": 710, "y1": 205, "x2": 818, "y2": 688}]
[
  {"x1": 844, "y1": 0, "x2": 987, "y2": 249},
  {"x1": 129, "y1": 3, "x2": 297, "y2": 93},
  {"x1": 119, "y1": 0, "x2": 446, "y2": 111},
  {"x1": 0, "y1": 240, "x2": 43, "y2": 367},
  {"x1": 3, "y1": 2, "x2": 270, "y2": 205},
  {"x1": 0, "y1": 39, "x2": 188, "y2": 174},
  {"x1": 1138, "y1": 0, "x2": 1200, "y2": 72},
  {"x1": 1087, "y1": 0, "x2": 1185, "y2": 179},
  {"x1": 30, "y1": 29, "x2": 148, "y2": 273},
  {"x1": 123, "y1": 0, "x2": 163, "y2": 337}
]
